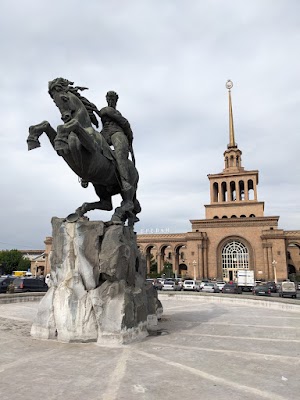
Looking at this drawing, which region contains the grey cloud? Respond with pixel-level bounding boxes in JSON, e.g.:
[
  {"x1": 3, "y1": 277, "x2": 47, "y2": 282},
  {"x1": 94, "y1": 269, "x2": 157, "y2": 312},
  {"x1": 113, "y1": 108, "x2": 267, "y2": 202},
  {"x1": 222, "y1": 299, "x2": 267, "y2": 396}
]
[{"x1": 1, "y1": 0, "x2": 300, "y2": 249}]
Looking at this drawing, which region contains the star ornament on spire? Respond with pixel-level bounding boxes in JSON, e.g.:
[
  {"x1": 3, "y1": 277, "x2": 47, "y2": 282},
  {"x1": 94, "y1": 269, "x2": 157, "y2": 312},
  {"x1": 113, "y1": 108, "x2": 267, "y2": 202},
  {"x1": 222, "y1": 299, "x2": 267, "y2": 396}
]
[{"x1": 226, "y1": 80, "x2": 233, "y2": 90}]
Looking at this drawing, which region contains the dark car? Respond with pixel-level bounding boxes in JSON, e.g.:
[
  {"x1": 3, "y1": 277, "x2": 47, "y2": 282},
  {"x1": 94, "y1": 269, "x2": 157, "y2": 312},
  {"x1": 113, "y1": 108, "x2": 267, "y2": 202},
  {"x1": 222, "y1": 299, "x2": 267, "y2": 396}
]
[
  {"x1": 253, "y1": 284, "x2": 271, "y2": 296},
  {"x1": 266, "y1": 281, "x2": 277, "y2": 293},
  {"x1": 0, "y1": 276, "x2": 16, "y2": 293},
  {"x1": 13, "y1": 278, "x2": 48, "y2": 293},
  {"x1": 222, "y1": 283, "x2": 242, "y2": 294}
]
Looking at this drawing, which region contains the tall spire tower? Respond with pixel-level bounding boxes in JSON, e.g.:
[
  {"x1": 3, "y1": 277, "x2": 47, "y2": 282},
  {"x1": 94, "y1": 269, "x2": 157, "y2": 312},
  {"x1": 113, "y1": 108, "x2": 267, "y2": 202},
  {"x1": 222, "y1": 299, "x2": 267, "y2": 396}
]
[
  {"x1": 204, "y1": 80, "x2": 264, "y2": 219},
  {"x1": 227, "y1": 79, "x2": 236, "y2": 147},
  {"x1": 223, "y1": 80, "x2": 243, "y2": 173}
]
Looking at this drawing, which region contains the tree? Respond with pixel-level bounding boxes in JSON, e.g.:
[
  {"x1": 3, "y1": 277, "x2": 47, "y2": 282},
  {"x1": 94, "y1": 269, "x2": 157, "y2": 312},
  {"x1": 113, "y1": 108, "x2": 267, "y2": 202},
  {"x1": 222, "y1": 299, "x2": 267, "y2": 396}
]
[
  {"x1": 0, "y1": 250, "x2": 24, "y2": 274},
  {"x1": 161, "y1": 262, "x2": 174, "y2": 278},
  {"x1": 148, "y1": 254, "x2": 158, "y2": 278},
  {"x1": 18, "y1": 257, "x2": 31, "y2": 271}
]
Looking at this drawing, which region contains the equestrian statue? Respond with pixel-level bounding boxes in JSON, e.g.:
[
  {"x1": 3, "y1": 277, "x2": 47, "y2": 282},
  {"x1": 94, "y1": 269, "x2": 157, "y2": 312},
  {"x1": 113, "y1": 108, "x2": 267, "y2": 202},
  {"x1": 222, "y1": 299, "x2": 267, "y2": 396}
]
[{"x1": 27, "y1": 78, "x2": 141, "y2": 226}]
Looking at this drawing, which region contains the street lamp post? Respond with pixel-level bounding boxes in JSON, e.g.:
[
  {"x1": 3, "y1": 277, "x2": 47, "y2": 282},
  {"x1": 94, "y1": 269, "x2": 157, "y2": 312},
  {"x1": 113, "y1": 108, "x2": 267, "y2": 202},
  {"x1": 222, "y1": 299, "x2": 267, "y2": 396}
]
[
  {"x1": 272, "y1": 260, "x2": 277, "y2": 283},
  {"x1": 193, "y1": 260, "x2": 197, "y2": 280}
]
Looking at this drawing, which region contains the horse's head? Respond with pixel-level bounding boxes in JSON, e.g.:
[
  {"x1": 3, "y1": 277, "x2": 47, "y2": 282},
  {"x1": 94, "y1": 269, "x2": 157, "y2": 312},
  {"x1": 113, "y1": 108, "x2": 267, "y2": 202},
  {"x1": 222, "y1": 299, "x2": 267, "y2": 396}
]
[
  {"x1": 48, "y1": 78, "x2": 100, "y2": 128},
  {"x1": 48, "y1": 78, "x2": 76, "y2": 123}
]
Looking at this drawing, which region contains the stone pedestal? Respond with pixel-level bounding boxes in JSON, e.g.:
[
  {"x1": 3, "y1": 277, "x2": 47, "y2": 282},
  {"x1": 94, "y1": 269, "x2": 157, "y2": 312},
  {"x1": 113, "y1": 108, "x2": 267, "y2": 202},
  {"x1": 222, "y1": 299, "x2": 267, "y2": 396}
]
[{"x1": 31, "y1": 218, "x2": 162, "y2": 345}]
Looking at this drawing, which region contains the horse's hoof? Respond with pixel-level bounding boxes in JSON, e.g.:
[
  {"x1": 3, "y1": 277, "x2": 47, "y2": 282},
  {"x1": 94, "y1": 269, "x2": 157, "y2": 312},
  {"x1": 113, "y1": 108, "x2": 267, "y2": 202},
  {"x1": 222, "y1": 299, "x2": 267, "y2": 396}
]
[
  {"x1": 65, "y1": 213, "x2": 80, "y2": 223},
  {"x1": 27, "y1": 139, "x2": 41, "y2": 151},
  {"x1": 110, "y1": 214, "x2": 123, "y2": 224}
]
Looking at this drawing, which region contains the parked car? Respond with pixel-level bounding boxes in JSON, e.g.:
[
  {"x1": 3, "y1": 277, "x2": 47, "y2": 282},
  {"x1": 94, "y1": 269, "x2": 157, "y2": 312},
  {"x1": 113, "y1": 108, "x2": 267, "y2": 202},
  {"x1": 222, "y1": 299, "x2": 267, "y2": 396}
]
[
  {"x1": 162, "y1": 280, "x2": 181, "y2": 291},
  {"x1": 176, "y1": 279, "x2": 184, "y2": 289},
  {"x1": 253, "y1": 284, "x2": 271, "y2": 296},
  {"x1": 13, "y1": 278, "x2": 48, "y2": 293},
  {"x1": 215, "y1": 281, "x2": 226, "y2": 291},
  {"x1": 278, "y1": 281, "x2": 297, "y2": 298},
  {"x1": 201, "y1": 283, "x2": 220, "y2": 293},
  {"x1": 265, "y1": 281, "x2": 277, "y2": 293},
  {"x1": 146, "y1": 279, "x2": 163, "y2": 290},
  {"x1": 199, "y1": 279, "x2": 210, "y2": 290},
  {"x1": 297, "y1": 283, "x2": 300, "y2": 290},
  {"x1": 183, "y1": 280, "x2": 200, "y2": 291},
  {"x1": 153, "y1": 279, "x2": 163, "y2": 290},
  {"x1": 0, "y1": 276, "x2": 16, "y2": 293},
  {"x1": 222, "y1": 283, "x2": 242, "y2": 294}
]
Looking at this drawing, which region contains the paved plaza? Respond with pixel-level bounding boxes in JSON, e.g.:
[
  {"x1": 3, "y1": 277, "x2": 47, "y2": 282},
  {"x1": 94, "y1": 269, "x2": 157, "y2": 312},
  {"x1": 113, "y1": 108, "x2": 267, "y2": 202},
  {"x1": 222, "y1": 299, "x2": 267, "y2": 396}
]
[{"x1": 0, "y1": 295, "x2": 300, "y2": 400}]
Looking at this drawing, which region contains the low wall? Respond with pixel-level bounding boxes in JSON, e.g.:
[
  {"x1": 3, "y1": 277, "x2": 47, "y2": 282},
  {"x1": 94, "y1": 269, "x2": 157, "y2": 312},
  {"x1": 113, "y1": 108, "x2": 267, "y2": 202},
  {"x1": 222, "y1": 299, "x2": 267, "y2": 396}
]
[
  {"x1": 158, "y1": 292, "x2": 300, "y2": 313},
  {"x1": 0, "y1": 292, "x2": 45, "y2": 304}
]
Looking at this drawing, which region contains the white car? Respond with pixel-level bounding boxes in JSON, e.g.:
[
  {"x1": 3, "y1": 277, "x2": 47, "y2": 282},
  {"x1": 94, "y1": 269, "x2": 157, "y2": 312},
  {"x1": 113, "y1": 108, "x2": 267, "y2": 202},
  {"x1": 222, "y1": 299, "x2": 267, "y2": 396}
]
[
  {"x1": 199, "y1": 280, "x2": 210, "y2": 290},
  {"x1": 183, "y1": 280, "x2": 200, "y2": 291},
  {"x1": 162, "y1": 280, "x2": 176, "y2": 291},
  {"x1": 215, "y1": 281, "x2": 226, "y2": 291},
  {"x1": 201, "y1": 283, "x2": 220, "y2": 293}
]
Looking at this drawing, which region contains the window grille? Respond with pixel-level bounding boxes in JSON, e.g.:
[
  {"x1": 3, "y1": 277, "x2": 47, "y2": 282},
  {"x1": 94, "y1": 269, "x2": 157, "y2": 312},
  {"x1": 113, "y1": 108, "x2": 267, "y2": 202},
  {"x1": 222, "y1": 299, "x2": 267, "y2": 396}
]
[{"x1": 222, "y1": 240, "x2": 249, "y2": 279}]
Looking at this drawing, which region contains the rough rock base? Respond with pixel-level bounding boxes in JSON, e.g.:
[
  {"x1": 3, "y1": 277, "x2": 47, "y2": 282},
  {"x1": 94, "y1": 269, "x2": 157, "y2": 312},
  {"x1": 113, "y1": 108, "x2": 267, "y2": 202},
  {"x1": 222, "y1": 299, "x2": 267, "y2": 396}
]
[{"x1": 31, "y1": 218, "x2": 162, "y2": 345}]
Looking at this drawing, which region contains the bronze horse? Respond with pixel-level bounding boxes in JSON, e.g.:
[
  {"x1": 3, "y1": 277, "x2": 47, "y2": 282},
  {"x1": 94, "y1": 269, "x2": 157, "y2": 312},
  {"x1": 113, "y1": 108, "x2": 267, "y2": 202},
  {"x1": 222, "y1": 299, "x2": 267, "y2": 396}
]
[{"x1": 27, "y1": 78, "x2": 141, "y2": 225}]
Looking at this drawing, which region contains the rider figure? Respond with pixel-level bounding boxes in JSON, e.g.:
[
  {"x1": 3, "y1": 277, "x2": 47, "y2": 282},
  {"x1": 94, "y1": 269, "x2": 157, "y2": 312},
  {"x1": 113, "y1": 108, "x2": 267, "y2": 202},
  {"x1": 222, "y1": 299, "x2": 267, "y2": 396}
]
[{"x1": 99, "y1": 91, "x2": 134, "y2": 207}]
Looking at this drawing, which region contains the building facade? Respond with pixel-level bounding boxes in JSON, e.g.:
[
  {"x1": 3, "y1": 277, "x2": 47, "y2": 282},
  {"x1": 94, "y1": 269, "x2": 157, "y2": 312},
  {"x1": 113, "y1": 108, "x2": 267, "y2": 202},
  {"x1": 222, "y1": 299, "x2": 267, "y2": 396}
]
[{"x1": 138, "y1": 82, "x2": 300, "y2": 282}]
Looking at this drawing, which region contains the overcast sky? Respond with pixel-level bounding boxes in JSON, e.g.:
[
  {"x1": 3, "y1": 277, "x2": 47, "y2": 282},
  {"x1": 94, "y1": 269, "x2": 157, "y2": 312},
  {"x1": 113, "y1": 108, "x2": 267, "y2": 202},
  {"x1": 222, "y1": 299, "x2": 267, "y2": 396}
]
[{"x1": 1, "y1": 0, "x2": 300, "y2": 251}]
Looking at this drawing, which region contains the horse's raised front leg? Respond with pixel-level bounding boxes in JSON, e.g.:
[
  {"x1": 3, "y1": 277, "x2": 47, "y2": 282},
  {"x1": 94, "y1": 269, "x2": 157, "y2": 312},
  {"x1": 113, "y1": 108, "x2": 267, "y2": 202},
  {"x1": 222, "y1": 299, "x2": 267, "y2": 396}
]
[
  {"x1": 27, "y1": 121, "x2": 57, "y2": 151},
  {"x1": 54, "y1": 119, "x2": 96, "y2": 154}
]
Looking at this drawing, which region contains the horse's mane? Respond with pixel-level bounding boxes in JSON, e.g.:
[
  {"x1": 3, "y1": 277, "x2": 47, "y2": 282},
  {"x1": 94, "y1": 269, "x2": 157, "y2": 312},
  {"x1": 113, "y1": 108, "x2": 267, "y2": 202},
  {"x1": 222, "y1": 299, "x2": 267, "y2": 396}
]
[{"x1": 48, "y1": 78, "x2": 101, "y2": 128}]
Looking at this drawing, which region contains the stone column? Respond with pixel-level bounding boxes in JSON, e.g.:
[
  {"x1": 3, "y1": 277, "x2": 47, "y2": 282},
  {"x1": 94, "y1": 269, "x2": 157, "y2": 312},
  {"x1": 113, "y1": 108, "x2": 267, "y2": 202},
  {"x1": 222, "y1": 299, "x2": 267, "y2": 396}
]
[
  {"x1": 146, "y1": 253, "x2": 151, "y2": 275},
  {"x1": 198, "y1": 242, "x2": 204, "y2": 279},
  {"x1": 170, "y1": 252, "x2": 175, "y2": 274},
  {"x1": 157, "y1": 253, "x2": 162, "y2": 274},
  {"x1": 174, "y1": 251, "x2": 180, "y2": 276},
  {"x1": 267, "y1": 245, "x2": 274, "y2": 280},
  {"x1": 203, "y1": 237, "x2": 208, "y2": 278},
  {"x1": 262, "y1": 242, "x2": 273, "y2": 281},
  {"x1": 254, "y1": 182, "x2": 258, "y2": 201}
]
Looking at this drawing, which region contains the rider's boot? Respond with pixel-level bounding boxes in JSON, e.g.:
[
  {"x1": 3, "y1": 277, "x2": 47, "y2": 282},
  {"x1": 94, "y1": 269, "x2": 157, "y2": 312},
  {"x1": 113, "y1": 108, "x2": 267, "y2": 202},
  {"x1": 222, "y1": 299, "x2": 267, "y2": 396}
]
[{"x1": 121, "y1": 182, "x2": 134, "y2": 212}]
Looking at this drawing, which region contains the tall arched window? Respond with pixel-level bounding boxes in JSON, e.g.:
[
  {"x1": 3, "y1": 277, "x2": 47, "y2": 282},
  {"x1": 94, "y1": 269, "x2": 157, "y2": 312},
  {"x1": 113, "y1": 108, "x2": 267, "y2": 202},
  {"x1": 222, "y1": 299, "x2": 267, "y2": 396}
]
[{"x1": 222, "y1": 240, "x2": 249, "y2": 281}]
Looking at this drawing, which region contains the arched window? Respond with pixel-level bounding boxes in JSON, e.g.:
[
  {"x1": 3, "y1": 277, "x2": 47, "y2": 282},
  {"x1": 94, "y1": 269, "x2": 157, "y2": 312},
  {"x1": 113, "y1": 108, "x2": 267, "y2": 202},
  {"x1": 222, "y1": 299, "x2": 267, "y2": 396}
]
[
  {"x1": 239, "y1": 180, "x2": 245, "y2": 200},
  {"x1": 249, "y1": 214, "x2": 255, "y2": 218},
  {"x1": 231, "y1": 215, "x2": 237, "y2": 218},
  {"x1": 213, "y1": 182, "x2": 219, "y2": 202},
  {"x1": 248, "y1": 179, "x2": 254, "y2": 200},
  {"x1": 221, "y1": 181, "x2": 227, "y2": 201},
  {"x1": 230, "y1": 181, "x2": 236, "y2": 201},
  {"x1": 213, "y1": 216, "x2": 219, "y2": 219},
  {"x1": 222, "y1": 240, "x2": 249, "y2": 280},
  {"x1": 222, "y1": 216, "x2": 228, "y2": 219}
]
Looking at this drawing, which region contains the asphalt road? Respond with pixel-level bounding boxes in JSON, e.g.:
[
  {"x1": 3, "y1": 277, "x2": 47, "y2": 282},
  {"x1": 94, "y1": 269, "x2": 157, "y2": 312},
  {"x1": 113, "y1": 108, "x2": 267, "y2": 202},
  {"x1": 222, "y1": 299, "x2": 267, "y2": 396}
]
[{"x1": 0, "y1": 298, "x2": 299, "y2": 400}]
